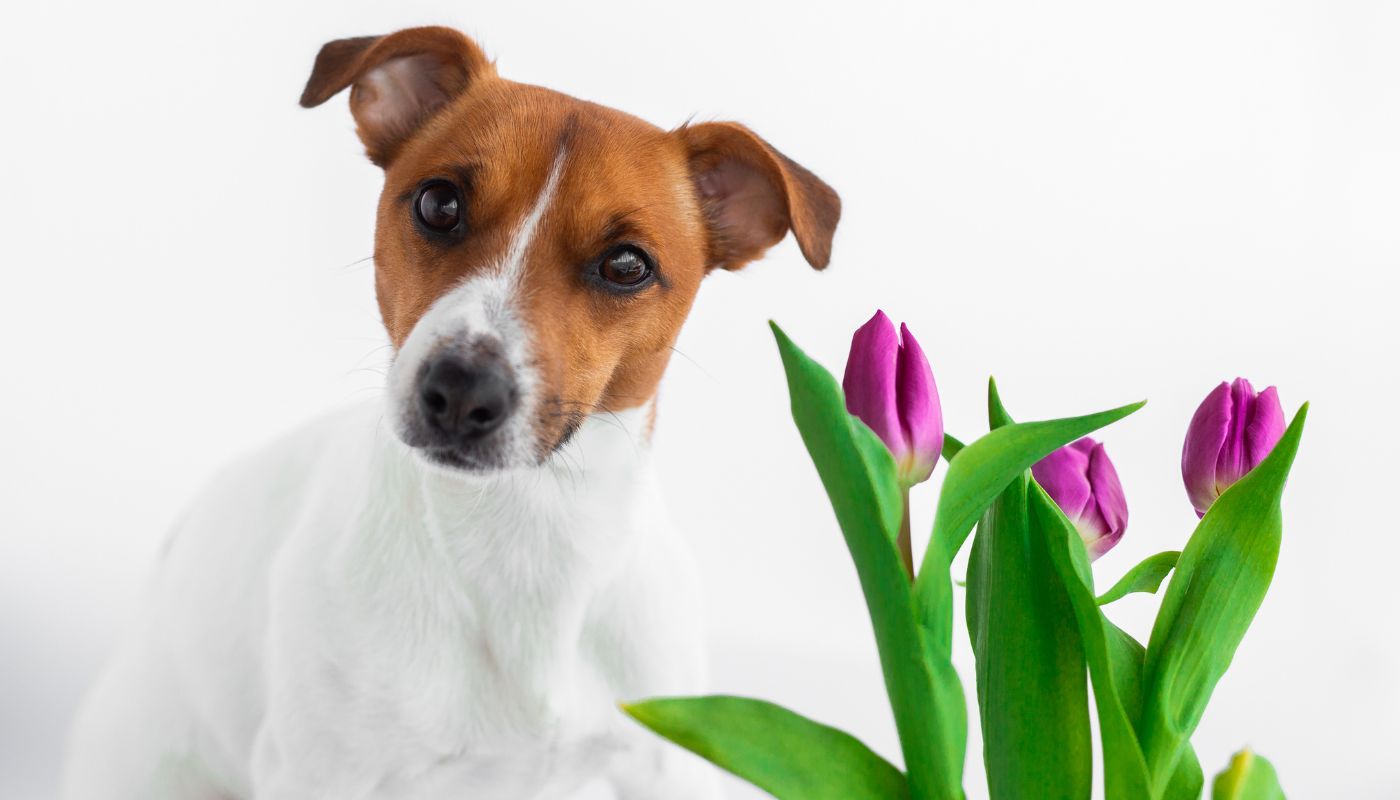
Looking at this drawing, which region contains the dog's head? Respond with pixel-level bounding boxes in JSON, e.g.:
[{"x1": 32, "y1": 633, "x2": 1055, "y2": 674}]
[{"x1": 302, "y1": 26, "x2": 839, "y2": 472}]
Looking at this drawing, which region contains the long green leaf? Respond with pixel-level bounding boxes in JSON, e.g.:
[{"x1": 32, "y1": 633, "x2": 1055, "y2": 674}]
[
  {"x1": 963, "y1": 382, "x2": 1091, "y2": 798},
  {"x1": 914, "y1": 395, "x2": 1145, "y2": 653},
  {"x1": 771, "y1": 323, "x2": 965, "y2": 800},
  {"x1": 1030, "y1": 472, "x2": 1154, "y2": 799},
  {"x1": 1104, "y1": 619, "x2": 1148, "y2": 721},
  {"x1": 1211, "y1": 749, "x2": 1286, "y2": 800},
  {"x1": 1097, "y1": 551, "x2": 1181, "y2": 605},
  {"x1": 1101, "y1": 612, "x2": 1204, "y2": 800},
  {"x1": 624, "y1": 696, "x2": 910, "y2": 800},
  {"x1": 1035, "y1": 481, "x2": 1210, "y2": 800},
  {"x1": 1103, "y1": 608, "x2": 1205, "y2": 800},
  {"x1": 996, "y1": 373, "x2": 1160, "y2": 799},
  {"x1": 1138, "y1": 406, "x2": 1308, "y2": 794},
  {"x1": 969, "y1": 473, "x2": 1092, "y2": 798}
]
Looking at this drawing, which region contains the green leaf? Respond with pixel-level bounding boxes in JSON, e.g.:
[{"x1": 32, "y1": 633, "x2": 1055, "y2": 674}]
[
  {"x1": 915, "y1": 389, "x2": 1145, "y2": 655},
  {"x1": 942, "y1": 433, "x2": 966, "y2": 462},
  {"x1": 1035, "y1": 480, "x2": 1212, "y2": 800},
  {"x1": 1211, "y1": 749, "x2": 1286, "y2": 800},
  {"x1": 1104, "y1": 620, "x2": 1148, "y2": 721},
  {"x1": 1097, "y1": 551, "x2": 1181, "y2": 605},
  {"x1": 1029, "y1": 471, "x2": 1154, "y2": 799},
  {"x1": 967, "y1": 471, "x2": 1092, "y2": 799},
  {"x1": 987, "y1": 377, "x2": 1013, "y2": 430},
  {"x1": 1138, "y1": 406, "x2": 1308, "y2": 794},
  {"x1": 1093, "y1": 601, "x2": 1207, "y2": 800},
  {"x1": 624, "y1": 696, "x2": 910, "y2": 800},
  {"x1": 1100, "y1": 613, "x2": 1204, "y2": 800},
  {"x1": 771, "y1": 323, "x2": 966, "y2": 800}
]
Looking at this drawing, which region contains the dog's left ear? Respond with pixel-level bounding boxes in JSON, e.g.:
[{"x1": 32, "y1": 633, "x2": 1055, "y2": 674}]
[
  {"x1": 299, "y1": 27, "x2": 495, "y2": 166},
  {"x1": 676, "y1": 122, "x2": 841, "y2": 271}
]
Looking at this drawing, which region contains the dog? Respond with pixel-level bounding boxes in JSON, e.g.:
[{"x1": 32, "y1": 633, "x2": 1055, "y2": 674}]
[{"x1": 61, "y1": 25, "x2": 839, "y2": 799}]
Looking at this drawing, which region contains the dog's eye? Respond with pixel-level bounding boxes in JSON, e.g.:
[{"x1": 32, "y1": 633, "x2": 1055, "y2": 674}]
[
  {"x1": 414, "y1": 182, "x2": 462, "y2": 232},
  {"x1": 598, "y1": 246, "x2": 653, "y2": 288}
]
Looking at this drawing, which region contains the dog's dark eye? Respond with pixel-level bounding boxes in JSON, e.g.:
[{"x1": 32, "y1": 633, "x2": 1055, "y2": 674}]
[
  {"x1": 415, "y1": 182, "x2": 462, "y2": 232},
  {"x1": 598, "y1": 246, "x2": 653, "y2": 288}
]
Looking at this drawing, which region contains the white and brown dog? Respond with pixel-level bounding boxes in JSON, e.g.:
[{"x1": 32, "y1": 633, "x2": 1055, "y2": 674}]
[{"x1": 62, "y1": 26, "x2": 838, "y2": 800}]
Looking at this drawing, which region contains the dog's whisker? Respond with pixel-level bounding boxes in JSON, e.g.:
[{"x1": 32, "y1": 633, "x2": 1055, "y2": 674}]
[
  {"x1": 666, "y1": 344, "x2": 717, "y2": 382},
  {"x1": 339, "y1": 254, "x2": 376, "y2": 271}
]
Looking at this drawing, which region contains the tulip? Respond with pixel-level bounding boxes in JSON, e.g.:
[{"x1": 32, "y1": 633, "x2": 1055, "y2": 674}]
[
  {"x1": 842, "y1": 310, "x2": 944, "y2": 488},
  {"x1": 1181, "y1": 378, "x2": 1285, "y2": 517},
  {"x1": 1032, "y1": 437, "x2": 1128, "y2": 561},
  {"x1": 843, "y1": 310, "x2": 943, "y2": 577}
]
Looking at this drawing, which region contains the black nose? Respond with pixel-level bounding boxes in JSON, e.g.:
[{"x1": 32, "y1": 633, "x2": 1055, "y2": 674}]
[{"x1": 417, "y1": 353, "x2": 517, "y2": 440}]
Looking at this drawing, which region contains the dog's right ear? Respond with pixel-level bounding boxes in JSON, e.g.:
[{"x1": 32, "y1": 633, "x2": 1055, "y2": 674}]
[{"x1": 299, "y1": 27, "x2": 495, "y2": 166}]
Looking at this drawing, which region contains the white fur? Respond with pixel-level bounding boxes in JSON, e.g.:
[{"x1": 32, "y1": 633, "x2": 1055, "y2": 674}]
[
  {"x1": 62, "y1": 148, "x2": 720, "y2": 798},
  {"x1": 62, "y1": 402, "x2": 719, "y2": 800}
]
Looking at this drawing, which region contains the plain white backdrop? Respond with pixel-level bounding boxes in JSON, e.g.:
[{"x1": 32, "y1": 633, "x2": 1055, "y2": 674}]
[{"x1": 2, "y1": 0, "x2": 1397, "y2": 797}]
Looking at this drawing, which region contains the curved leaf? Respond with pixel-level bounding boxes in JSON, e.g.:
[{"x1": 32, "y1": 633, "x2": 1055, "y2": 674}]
[
  {"x1": 1138, "y1": 405, "x2": 1308, "y2": 794},
  {"x1": 968, "y1": 472, "x2": 1092, "y2": 799},
  {"x1": 1097, "y1": 551, "x2": 1181, "y2": 605},
  {"x1": 771, "y1": 323, "x2": 965, "y2": 800},
  {"x1": 986, "y1": 382, "x2": 1175, "y2": 797},
  {"x1": 1030, "y1": 472, "x2": 1154, "y2": 799},
  {"x1": 1100, "y1": 612, "x2": 1204, "y2": 800},
  {"x1": 624, "y1": 696, "x2": 910, "y2": 800}
]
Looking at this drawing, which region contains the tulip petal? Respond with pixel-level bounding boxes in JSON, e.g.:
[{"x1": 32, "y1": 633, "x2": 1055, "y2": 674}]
[
  {"x1": 1084, "y1": 441, "x2": 1128, "y2": 559},
  {"x1": 1214, "y1": 378, "x2": 1256, "y2": 492},
  {"x1": 843, "y1": 311, "x2": 906, "y2": 459},
  {"x1": 1182, "y1": 382, "x2": 1233, "y2": 516},
  {"x1": 895, "y1": 323, "x2": 943, "y2": 483},
  {"x1": 1032, "y1": 440, "x2": 1093, "y2": 521},
  {"x1": 1245, "y1": 386, "x2": 1286, "y2": 470},
  {"x1": 1034, "y1": 438, "x2": 1127, "y2": 561}
]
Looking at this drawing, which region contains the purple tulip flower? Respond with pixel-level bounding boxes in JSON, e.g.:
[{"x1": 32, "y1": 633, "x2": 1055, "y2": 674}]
[
  {"x1": 1032, "y1": 437, "x2": 1128, "y2": 561},
  {"x1": 842, "y1": 310, "x2": 943, "y2": 488},
  {"x1": 1181, "y1": 378, "x2": 1286, "y2": 517}
]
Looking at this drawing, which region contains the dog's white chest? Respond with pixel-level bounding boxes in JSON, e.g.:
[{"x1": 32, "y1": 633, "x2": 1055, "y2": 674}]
[
  {"x1": 236, "y1": 405, "x2": 689, "y2": 798},
  {"x1": 66, "y1": 405, "x2": 714, "y2": 799},
  {"x1": 329, "y1": 624, "x2": 626, "y2": 799}
]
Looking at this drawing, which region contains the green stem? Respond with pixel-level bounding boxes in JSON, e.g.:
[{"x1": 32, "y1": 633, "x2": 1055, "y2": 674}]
[{"x1": 899, "y1": 484, "x2": 914, "y2": 579}]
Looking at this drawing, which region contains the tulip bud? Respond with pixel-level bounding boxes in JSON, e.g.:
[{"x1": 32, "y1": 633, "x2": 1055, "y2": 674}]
[
  {"x1": 842, "y1": 311, "x2": 943, "y2": 488},
  {"x1": 1032, "y1": 437, "x2": 1128, "y2": 561},
  {"x1": 1181, "y1": 378, "x2": 1285, "y2": 517}
]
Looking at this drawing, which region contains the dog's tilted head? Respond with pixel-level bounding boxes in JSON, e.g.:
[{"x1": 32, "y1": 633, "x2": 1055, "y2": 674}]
[{"x1": 301, "y1": 26, "x2": 840, "y2": 472}]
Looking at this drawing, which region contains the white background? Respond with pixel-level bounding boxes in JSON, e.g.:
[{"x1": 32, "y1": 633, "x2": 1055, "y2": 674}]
[{"x1": 2, "y1": 0, "x2": 1397, "y2": 797}]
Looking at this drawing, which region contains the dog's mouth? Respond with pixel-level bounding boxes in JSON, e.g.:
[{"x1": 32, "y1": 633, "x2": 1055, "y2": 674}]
[
  {"x1": 412, "y1": 415, "x2": 585, "y2": 474},
  {"x1": 413, "y1": 442, "x2": 511, "y2": 473}
]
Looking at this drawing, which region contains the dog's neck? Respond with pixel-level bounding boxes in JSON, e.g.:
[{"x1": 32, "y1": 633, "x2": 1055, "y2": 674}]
[
  {"x1": 350, "y1": 399, "x2": 661, "y2": 640},
  {"x1": 423, "y1": 403, "x2": 654, "y2": 569}
]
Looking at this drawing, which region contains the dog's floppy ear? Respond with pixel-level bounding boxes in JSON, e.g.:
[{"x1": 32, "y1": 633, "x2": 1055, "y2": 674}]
[
  {"x1": 676, "y1": 122, "x2": 840, "y2": 271},
  {"x1": 300, "y1": 27, "x2": 495, "y2": 166}
]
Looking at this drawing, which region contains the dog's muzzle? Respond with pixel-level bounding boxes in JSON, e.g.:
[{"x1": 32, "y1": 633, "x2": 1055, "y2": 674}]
[{"x1": 407, "y1": 343, "x2": 520, "y2": 469}]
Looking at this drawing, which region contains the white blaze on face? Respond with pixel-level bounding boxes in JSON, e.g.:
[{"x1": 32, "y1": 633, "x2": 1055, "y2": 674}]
[{"x1": 387, "y1": 149, "x2": 568, "y2": 466}]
